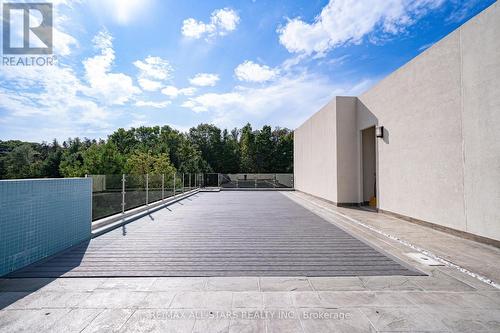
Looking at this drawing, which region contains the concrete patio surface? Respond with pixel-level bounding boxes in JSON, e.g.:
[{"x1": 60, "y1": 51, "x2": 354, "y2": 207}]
[{"x1": 1, "y1": 191, "x2": 499, "y2": 332}]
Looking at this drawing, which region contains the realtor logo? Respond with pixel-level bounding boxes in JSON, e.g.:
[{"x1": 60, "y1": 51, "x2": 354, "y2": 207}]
[{"x1": 2, "y1": 3, "x2": 53, "y2": 55}]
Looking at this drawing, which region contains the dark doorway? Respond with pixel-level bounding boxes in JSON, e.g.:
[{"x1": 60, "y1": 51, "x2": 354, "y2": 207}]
[{"x1": 362, "y1": 127, "x2": 377, "y2": 207}]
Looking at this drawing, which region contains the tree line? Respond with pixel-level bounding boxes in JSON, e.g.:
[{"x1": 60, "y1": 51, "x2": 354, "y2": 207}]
[{"x1": 0, "y1": 123, "x2": 293, "y2": 179}]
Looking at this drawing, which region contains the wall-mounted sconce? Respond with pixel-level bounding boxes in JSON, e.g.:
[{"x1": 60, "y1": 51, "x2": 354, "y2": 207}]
[{"x1": 375, "y1": 126, "x2": 384, "y2": 138}]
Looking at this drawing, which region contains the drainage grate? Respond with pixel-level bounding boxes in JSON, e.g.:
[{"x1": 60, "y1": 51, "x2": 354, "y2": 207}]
[{"x1": 405, "y1": 252, "x2": 444, "y2": 266}]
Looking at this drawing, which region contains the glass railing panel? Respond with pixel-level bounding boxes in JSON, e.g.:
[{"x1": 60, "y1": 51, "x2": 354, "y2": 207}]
[
  {"x1": 220, "y1": 174, "x2": 237, "y2": 188},
  {"x1": 204, "y1": 173, "x2": 219, "y2": 187},
  {"x1": 162, "y1": 173, "x2": 174, "y2": 199},
  {"x1": 254, "y1": 173, "x2": 275, "y2": 188},
  {"x1": 218, "y1": 173, "x2": 293, "y2": 189},
  {"x1": 275, "y1": 173, "x2": 294, "y2": 188},
  {"x1": 148, "y1": 174, "x2": 163, "y2": 204},
  {"x1": 125, "y1": 174, "x2": 147, "y2": 211},
  {"x1": 90, "y1": 174, "x2": 123, "y2": 221},
  {"x1": 174, "y1": 173, "x2": 183, "y2": 195}
]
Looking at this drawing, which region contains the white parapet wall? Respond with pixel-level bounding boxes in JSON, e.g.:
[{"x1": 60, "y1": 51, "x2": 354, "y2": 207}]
[{"x1": 294, "y1": 2, "x2": 500, "y2": 242}]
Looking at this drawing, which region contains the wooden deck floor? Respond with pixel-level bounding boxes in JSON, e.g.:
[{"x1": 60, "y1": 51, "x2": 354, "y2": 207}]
[{"x1": 9, "y1": 192, "x2": 422, "y2": 277}]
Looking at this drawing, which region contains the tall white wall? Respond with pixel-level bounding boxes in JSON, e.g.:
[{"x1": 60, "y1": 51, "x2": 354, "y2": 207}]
[
  {"x1": 294, "y1": 100, "x2": 338, "y2": 203},
  {"x1": 335, "y1": 97, "x2": 359, "y2": 204},
  {"x1": 461, "y1": 4, "x2": 500, "y2": 240},
  {"x1": 294, "y1": 2, "x2": 500, "y2": 241},
  {"x1": 358, "y1": 2, "x2": 500, "y2": 240},
  {"x1": 358, "y1": 28, "x2": 466, "y2": 233}
]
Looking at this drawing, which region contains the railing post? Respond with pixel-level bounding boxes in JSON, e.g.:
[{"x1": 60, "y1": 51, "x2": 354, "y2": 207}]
[
  {"x1": 254, "y1": 177, "x2": 257, "y2": 188},
  {"x1": 182, "y1": 173, "x2": 185, "y2": 192},
  {"x1": 218, "y1": 173, "x2": 221, "y2": 187},
  {"x1": 173, "y1": 173, "x2": 176, "y2": 197},
  {"x1": 161, "y1": 174, "x2": 165, "y2": 200},
  {"x1": 146, "y1": 173, "x2": 149, "y2": 205},
  {"x1": 189, "y1": 174, "x2": 191, "y2": 190},
  {"x1": 121, "y1": 174, "x2": 125, "y2": 214}
]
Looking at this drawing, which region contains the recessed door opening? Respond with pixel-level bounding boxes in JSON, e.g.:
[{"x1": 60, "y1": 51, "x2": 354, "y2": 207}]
[{"x1": 362, "y1": 126, "x2": 377, "y2": 207}]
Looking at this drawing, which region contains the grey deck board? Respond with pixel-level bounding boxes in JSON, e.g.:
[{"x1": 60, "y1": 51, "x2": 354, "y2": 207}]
[{"x1": 8, "y1": 192, "x2": 423, "y2": 277}]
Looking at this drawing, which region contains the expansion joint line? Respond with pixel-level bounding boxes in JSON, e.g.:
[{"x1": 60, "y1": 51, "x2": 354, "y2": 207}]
[{"x1": 294, "y1": 194, "x2": 500, "y2": 290}]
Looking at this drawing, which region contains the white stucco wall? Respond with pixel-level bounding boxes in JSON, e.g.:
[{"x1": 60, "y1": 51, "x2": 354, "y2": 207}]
[
  {"x1": 460, "y1": 3, "x2": 500, "y2": 240},
  {"x1": 294, "y1": 2, "x2": 500, "y2": 241},
  {"x1": 335, "y1": 97, "x2": 359, "y2": 204},
  {"x1": 294, "y1": 99, "x2": 338, "y2": 203},
  {"x1": 358, "y1": 28, "x2": 467, "y2": 233},
  {"x1": 357, "y1": 2, "x2": 500, "y2": 240}
]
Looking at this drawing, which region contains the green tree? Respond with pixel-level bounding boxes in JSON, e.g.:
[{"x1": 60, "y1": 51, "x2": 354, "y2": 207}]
[
  {"x1": 124, "y1": 151, "x2": 176, "y2": 175},
  {"x1": 159, "y1": 125, "x2": 184, "y2": 169},
  {"x1": 59, "y1": 138, "x2": 86, "y2": 177},
  {"x1": 272, "y1": 128, "x2": 294, "y2": 173},
  {"x1": 254, "y1": 125, "x2": 274, "y2": 172},
  {"x1": 220, "y1": 129, "x2": 240, "y2": 173},
  {"x1": 109, "y1": 128, "x2": 139, "y2": 155},
  {"x1": 135, "y1": 126, "x2": 163, "y2": 154},
  {"x1": 177, "y1": 140, "x2": 209, "y2": 173},
  {"x1": 188, "y1": 124, "x2": 223, "y2": 172},
  {"x1": 239, "y1": 123, "x2": 255, "y2": 172},
  {"x1": 4, "y1": 144, "x2": 39, "y2": 178},
  {"x1": 40, "y1": 139, "x2": 63, "y2": 178},
  {"x1": 82, "y1": 142, "x2": 124, "y2": 175},
  {"x1": 1, "y1": 123, "x2": 294, "y2": 179}
]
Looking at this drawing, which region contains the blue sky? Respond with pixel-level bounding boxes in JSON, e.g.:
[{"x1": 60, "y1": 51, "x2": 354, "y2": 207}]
[{"x1": 0, "y1": 0, "x2": 495, "y2": 142}]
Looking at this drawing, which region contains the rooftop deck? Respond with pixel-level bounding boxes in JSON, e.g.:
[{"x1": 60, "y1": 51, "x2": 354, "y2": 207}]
[
  {"x1": 9, "y1": 192, "x2": 420, "y2": 277},
  {"x1": 1, "y1": 191, "x2": 499, "y2": 332}
]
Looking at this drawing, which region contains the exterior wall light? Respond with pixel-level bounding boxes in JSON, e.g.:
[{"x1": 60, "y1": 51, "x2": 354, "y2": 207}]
[{"x1": 375, "y1": 126, "x2": 384, "y2": 138}]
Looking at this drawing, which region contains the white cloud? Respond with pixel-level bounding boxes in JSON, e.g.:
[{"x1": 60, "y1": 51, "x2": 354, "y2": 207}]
[
  {"x1": 182, "y1": 8, "x2": 240, "y2": 39},
  {"x1": 134, "y1": 56, "x2": 173, "y2": 81},
  {"x1": 182, "y1": 19, "x2": 208, "y2": 39},
  {"x1": 187, "y1": 92, "x2": 243, "y2": 111},
  {"x1": 0, "y1": 28, "x2": 160, "y2": 141},
  {"x1": 234, "y1": 61, "x2": 279, "y2": 83},
  {"x1": 161, "y1": 86, "x2": 197, "y2": 99},
  {"x1": 82, "y1": 30, "x2": 141, "y2": 105},
  {"x1": 446, "y1": 0, "x2": 481, "y2": 23},
  {"x1": 189, "y1": 73, "x2": 220, "y2": 87},
  {"x1": 53, "y1": 28, "x2": 78, "y2": 56},
  {"x1": 211, "y1": 7, "x2": 240, "y2": 34},
  {"x1": 137, "y1": 78, "x2": 162, "y2": 92},
  {"x1": 278, "y1": 0, "x2": 445, "y2": 56},
  {"x1": 135, "y1": 100, "x2": 171, "y2": 108},
  {"x1": 181, "y1": 100, "x2": 209, "y2": 113},
  {"x1": 134, "y1": 56, "x2": 173, "y2": 91},
  {"x1": 0, "y1": 63, "x2": 110, "y2": 131},
  {"x1": 182, "y1": 71, "x2": 374, "y2": 128}
]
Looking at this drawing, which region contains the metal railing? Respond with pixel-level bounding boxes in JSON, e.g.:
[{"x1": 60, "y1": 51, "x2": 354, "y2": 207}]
[
  {"x1": 89, "y1": 173, "x2": 294, "y2": 221},
  {"x1": 88, "y1": 173, "x2": 203, "y2": 221},
  {"x1": 218, "y1": 173, "x2": 294, "y2": 189}
]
